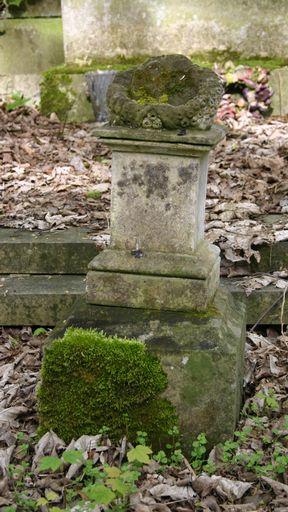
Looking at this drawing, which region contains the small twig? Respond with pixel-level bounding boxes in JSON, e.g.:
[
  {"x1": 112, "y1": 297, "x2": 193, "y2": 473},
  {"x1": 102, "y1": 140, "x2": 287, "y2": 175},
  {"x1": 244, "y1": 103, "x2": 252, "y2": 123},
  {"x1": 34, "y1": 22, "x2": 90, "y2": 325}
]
[
  {"x1": 280, "y1": 286, "x2": 288, "y2": 336},
  {"x1": 164, "y1": 498, "x2": 194, "y2": 506},
  {"x1": 183, "y1": 457, "x2": 197, "y2": 477},
  {"x1": 57, "y1": 112, "x2": 68, "y2": 139}
]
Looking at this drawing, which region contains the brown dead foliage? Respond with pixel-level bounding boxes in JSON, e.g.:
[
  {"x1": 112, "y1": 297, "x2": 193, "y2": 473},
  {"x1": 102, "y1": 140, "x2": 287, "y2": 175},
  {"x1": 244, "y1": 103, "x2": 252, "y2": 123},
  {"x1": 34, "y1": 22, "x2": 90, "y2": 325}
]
[{"x1": 0, "y1": 106, "x2": 111, "y2": 233}]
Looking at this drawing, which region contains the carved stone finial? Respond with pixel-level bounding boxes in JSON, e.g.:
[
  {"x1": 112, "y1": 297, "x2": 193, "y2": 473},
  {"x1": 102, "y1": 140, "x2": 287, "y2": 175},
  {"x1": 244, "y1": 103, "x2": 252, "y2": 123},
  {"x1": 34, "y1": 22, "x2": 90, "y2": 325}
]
[{"x1": 106, "y1": 54, "x2": 224, "y2": 131}]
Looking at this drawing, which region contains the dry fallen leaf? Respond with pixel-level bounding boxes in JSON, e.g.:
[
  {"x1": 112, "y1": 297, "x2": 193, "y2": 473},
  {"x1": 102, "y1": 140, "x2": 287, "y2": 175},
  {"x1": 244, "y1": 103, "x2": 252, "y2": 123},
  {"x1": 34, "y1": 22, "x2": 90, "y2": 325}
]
[
  {"x1": 149, "y1": 483, "x2": 196, "y2": 500},
  {"x1": 192, "y1": 475, "x2": 252, "y2": 500},
  {"x1": 0, "y1": 445, "x2": 15, "y2": 476}
]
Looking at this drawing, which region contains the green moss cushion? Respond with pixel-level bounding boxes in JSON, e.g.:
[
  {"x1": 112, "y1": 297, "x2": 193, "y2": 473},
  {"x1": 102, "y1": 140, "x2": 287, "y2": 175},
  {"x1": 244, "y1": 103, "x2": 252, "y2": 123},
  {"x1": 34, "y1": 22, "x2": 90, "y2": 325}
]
[{"x1": 37, "y1": 328, "x2": 176, "y2": 444}]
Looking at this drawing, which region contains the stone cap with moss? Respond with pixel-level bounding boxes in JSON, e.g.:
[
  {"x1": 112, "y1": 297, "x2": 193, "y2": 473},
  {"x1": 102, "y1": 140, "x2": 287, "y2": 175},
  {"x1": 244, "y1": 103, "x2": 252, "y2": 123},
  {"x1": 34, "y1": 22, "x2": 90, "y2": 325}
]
[{"x1": 106, "y1": 54, "x2": 224, "y2": 131}]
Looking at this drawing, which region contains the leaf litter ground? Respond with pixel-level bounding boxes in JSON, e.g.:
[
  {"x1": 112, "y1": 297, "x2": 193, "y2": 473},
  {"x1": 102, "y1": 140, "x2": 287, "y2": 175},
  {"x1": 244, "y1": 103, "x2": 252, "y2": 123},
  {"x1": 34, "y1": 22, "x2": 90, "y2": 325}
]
[
  {"x1": 0, "y1": 106, "x2": 288, "y2": 510},
  {"x1": 0, "y1": 326, "x2": 287, "y2": 511}
]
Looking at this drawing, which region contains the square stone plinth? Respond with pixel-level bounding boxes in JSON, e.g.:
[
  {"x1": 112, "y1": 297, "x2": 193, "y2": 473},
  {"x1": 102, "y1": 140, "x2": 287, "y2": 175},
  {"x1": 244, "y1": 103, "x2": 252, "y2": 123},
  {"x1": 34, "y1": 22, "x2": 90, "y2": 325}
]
[
  {"x1": 96, "y1": 125, "x2": 225, "y2": 255},
  {"x1": 54, "y1": 286, "x2": 246, "y2": 449}
]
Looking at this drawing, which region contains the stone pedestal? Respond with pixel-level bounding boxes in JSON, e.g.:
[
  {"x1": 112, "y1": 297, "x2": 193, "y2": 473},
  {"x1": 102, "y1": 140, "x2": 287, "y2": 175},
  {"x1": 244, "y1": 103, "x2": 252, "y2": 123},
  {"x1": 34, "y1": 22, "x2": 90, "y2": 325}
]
[
  {"x1": 87, "y1": 126, "x2": 224, "y2": 311},
  {"x1": 41, "y1": 57, "x2": 246, "y2": 448}
]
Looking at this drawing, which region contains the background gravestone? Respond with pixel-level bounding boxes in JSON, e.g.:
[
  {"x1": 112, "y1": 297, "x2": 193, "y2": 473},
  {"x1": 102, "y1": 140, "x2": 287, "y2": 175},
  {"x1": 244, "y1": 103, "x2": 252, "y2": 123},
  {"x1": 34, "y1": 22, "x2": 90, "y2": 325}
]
[{"x1": 270, "y1": 67, "x2": 288, "y2": 116}]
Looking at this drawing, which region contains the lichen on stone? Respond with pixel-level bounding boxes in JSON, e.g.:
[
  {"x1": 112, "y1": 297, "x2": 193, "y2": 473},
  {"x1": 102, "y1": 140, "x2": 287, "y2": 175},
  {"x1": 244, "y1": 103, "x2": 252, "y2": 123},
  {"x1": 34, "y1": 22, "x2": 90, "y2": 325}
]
[
  {"x1": 107, "y1": 54, "x2": 224, "y2": 130},
  {"x1": 37, "y1": 327, "x2": 177, "y2": 445}
]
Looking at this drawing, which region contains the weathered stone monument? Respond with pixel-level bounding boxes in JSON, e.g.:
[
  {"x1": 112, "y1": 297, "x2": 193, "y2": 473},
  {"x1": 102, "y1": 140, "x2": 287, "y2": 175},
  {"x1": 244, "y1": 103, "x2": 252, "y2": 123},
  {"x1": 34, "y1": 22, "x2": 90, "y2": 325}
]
[
  {"x1": 40, "y1": 55, "x2": 246, "y2": 448},
  {"x1": 85, "y1": 55, "x2": 246, "y2": 446}
]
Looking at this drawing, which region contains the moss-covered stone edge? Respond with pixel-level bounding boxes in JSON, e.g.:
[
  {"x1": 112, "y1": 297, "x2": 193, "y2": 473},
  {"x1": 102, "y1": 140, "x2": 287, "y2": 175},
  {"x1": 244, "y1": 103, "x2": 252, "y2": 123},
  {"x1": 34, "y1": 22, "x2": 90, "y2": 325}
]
[
  {"x1": 37, "y1": 327, "x2": 178, "y2": 446},
  {"x1": 46, "y1": 52, "x2": 288, "y2": 77},
  {"x1": 45, "y1": 56, "x2": 150, "y2": 76}
]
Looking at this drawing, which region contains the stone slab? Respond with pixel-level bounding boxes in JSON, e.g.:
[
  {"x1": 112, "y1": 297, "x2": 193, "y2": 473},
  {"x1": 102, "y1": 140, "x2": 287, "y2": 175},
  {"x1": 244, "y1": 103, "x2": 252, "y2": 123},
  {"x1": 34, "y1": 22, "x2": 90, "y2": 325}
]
[
  {"x1": 88, "y1": 241, "x2": 220, "y2": 279},
  {"x1": 0, "y1": 275, "x2": 85, "y2": 326},
  {"x1": 86, "y1": 70, "x2": 117, "y2": 122},
  {"x1": 55, "y1": 287, "x2": 246, "y2": 448},
  {"x1": 251, "y1": 241, "x2": 288, "y2": 274},
  {"x1": 86, "y1": 258, "x2": 220, "y2": 311},
  {"x1": 224, "y1": 214, "x2": 288, "y2": 274},
  {"x1": 0, "y1": 228, "x2": 97, "y2": 274},
  {"x1": 0, "y1": 74, "x2": 41, "y2": 105},
  {"x1": 66, "y1": 75, "x2": 96, "y2": 123},
  {"x1": 225, "y1": 281, "x2": 288, "y2": 326},
  {"x1": 97, "y1": 138, "x2": 213, "y2": 157},
  {"x1": 0, "y1": 18, "x2": 64, "y2": 75},
  {"x1": 96, "y1": 124, "x2": 226, "y2": 147}
]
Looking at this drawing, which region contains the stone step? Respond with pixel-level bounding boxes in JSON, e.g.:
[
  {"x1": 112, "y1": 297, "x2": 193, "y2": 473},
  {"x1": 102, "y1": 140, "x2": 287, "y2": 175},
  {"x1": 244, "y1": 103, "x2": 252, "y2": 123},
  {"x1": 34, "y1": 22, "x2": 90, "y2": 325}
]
[
  {"x1": 0, "y1": 228, "x2": 97, "y2": 274},
  {"x1": 244, "y1": 214, "x2": 288, "y2": 274},
  {"x1": 0, "y1": 274, "x2": 287, "y2": 326},
  {"x1": 0, "y1": 274, "x2": 86, "y2": 326},
  {"x1": 0, "y1": 223, "x2": 287, "y2": 275},
  {"x1": 225, "y1": 280, "x2": 288, "y2": 327}
]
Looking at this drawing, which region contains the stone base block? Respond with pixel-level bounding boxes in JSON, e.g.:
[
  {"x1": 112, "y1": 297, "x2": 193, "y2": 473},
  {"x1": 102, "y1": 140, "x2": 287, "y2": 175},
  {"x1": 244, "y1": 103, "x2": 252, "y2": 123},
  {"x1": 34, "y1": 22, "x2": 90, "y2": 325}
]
[
  {"x1": 57, "y1": 286, "x2": 246, "y2": 448},
  {"x1": 86, "y1": 267, "x2": 219, "y2": 311},
  {"x1": 86, "y1": 241, "x2": 220, "y2": 311}
]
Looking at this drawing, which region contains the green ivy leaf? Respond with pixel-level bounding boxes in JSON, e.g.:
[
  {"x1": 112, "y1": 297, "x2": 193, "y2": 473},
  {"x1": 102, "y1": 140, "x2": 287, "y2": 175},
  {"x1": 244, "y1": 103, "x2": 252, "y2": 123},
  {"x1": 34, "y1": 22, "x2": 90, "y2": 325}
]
[
  {"x1": 39, "y1": 455, "x2": 62, "y2": 472},
  {"x1": 36, "y1": 498, "x2": 48, "y2": 507},
  {"x1": 45, "y1": 489, "x2": 59, "y2": 502},
  {"x1": 33, "y1": 327, "x2": 48, "y2": 336},
  {"x1": 105, "y1": 466, "x2": 121, "y2": 478},
  {"x1": 120, "y1": 469, "x2": 140, "y2": 482},
  {"x1": 127, "y1": 445, "x2": 152, "y2": 464},
  {"x1": 82, "y1": 483, "x2": 115, "y2": 505},
  {"x1": 106, "y1": 478, "x2": 130, "y2": 496},
  {"x1": 62, "y1": 449, "x2": 84, "y2": 465}
]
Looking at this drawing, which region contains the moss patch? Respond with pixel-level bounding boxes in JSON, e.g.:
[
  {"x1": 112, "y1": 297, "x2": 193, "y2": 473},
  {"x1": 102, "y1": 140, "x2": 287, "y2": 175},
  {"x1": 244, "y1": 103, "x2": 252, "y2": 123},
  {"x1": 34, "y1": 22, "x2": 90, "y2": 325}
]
[
  {"x1": 37, "y1": 328, "x2": 177, "y2": 445},
  {"x1": 40, "y1": 70, "x2": 75, "y2": 121},
  {"x1": 45, "y1": 56, "x2": 149, "y2": 76},
  {"x1": 132, "y1": 87, "x2": 169, "y2": 105}
]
